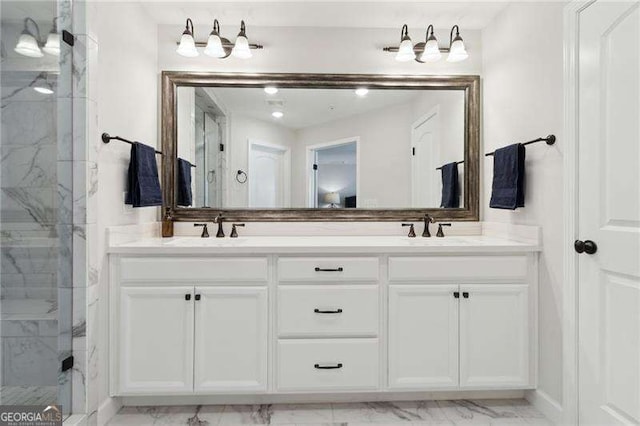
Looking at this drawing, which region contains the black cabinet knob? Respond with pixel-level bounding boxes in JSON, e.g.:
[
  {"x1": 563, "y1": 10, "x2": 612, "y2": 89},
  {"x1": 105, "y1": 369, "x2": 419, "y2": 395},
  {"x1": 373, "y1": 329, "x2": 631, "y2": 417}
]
[{"x1": 575, "y1": 239, "x2": 597, "y2": 255}]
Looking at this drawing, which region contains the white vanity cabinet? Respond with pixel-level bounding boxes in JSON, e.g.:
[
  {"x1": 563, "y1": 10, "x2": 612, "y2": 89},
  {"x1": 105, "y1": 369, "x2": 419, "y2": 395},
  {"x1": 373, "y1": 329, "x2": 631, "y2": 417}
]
[
  {"x1": 110, "y1": 256, "x2": 269, "y2": 395},
  {"x1": 109, "y1": 241, "x2": 538, "y2": 400},
  {"x1": 387, "y1": 256, "x2": 535, "y2": 391}
]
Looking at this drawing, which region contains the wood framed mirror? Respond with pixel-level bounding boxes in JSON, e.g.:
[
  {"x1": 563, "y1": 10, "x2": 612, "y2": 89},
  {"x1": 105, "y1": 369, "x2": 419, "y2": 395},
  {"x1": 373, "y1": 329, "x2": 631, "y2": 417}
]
[{"x1": 161, "y1": 72, "x2": 479, "y2": 236}]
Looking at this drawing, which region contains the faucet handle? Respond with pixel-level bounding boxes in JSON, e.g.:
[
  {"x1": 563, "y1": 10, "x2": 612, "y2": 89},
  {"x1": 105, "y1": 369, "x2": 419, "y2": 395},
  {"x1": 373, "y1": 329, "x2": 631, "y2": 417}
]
[
  {"x1": 436, "y1": 223, "x2": 452, "y2": 238},
  {"x1": 422, "y1": 214, "x2": 434, "y2": 238},
  {"x1": 194, "y1": 223, "x2": 209, "y2": 238},
  {"x1": 215, "y1": 213, "x2": 225, "y2": 238},
  {"x1": 402, "y1": 223, "x2": 416, "y2": 238},
  {"x1": 230, "y1": 223, "x2": 245, "y2": 238}
]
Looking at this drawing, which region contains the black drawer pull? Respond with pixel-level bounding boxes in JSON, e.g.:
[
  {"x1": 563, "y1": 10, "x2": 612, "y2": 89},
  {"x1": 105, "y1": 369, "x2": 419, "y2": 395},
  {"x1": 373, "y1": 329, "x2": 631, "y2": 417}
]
[
  {"x1": 185, "y1": 294, "x2": 191, "y2": 301},
  {"x1": 462, "y1": 292, "x2": 469, "y2": 299},
  {"x1": 453, "y1": 292, "x2": 460, "y2": 298},
  {"x1": 195, "y1": 294, "x2": 201, "y2": 301},
  {"x1": 314, "y1": 267, "x2": 344, "y2": 272},
  {"x1": 314, "y1": 363, "x2": 343, "y2": 369},
  {"x1": 314, "y1": 308, "x2": 343, "y2": 314}
]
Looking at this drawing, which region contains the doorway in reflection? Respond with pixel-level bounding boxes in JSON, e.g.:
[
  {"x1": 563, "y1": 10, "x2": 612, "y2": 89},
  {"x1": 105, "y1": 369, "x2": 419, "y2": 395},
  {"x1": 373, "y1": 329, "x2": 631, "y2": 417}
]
[{"x1": 307, "y1": 139, "x2": 358, "y2": 208}]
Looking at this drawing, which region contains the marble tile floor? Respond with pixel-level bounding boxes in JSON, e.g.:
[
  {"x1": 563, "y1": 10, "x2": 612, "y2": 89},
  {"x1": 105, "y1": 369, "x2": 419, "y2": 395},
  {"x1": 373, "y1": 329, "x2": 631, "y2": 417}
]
[
  {"x1": 107, "y1": 399, "x2": 552, "y2": 426},
  {"x1": 0, "y1": 385, "x2": 57, "y2": 405}
]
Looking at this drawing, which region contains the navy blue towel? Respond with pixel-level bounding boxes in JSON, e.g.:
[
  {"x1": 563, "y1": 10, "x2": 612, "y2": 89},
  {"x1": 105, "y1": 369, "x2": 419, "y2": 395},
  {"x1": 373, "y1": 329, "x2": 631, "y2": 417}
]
[
  {"x1": 440, "y1": 162, "x2": 460, "y2": 208},
  {"x1": 177, "y1": 158, "x2": 193, "y2": 207},
  {"x1": 490, "y1": 143, "x2": 526, "y2": 209},
  {"x1": 125, "y1": 142, "x2": 162, "y2": 207}
]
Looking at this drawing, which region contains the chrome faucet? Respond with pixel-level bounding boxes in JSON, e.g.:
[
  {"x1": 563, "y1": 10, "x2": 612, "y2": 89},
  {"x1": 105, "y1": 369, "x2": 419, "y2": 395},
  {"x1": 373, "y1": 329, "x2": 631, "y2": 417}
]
[
  {"x1": 422, "y1": 214, "x2": 434, "y2": 237},
  {"x1": 214, "y1": 213, "x2": 225, "y2": 238},
  {"x1": 194, "y1": 223, "x2": 209, "y2": 238}
]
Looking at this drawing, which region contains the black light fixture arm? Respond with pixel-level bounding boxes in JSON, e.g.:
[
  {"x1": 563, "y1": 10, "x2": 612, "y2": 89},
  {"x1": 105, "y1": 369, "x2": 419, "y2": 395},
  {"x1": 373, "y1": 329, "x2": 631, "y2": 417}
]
[
  {"x1": 184, "y1": 18, "x2": 195, "y2": 37},
  {"x1": 212, "y1": 19, "x2": 220, "y2": 35},
  {"x1": 425, "y1": 24, "x2": 436, "y2": 41},
  {"x1": 239, "y1": 20, "x2": 247, "y2": 37},
  {"x1": 400, "y1": 24, "x2": 410, "y2": 41},
  {"x1": 450, "y1": 24, "x2": 461, "y2": 46},
  {"x1": 23, "y1": 17, "x2": 42, "y2": 41}
]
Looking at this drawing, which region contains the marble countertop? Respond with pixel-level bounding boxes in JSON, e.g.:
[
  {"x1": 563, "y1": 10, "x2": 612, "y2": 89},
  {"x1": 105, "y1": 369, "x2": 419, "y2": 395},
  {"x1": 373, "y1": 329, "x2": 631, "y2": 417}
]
[{"x1": 109, "y1": 235, "x2": 540, "y2": 255}]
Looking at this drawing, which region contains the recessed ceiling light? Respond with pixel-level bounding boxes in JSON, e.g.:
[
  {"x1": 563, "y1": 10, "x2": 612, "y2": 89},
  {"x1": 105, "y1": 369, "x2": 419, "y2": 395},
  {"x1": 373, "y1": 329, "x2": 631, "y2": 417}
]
[
  {"x1": 272, "y1": 111, "x2": 283, "y2": 118},
  {"x1": 264, "y1": 86, "x2": 278, "y2": 95},
  {"x1": 34, "y1": 86, "x2": 54, "y2": 95},
  {"x1": 355, "y1": 88, "x2": 369, "y2": 97}
]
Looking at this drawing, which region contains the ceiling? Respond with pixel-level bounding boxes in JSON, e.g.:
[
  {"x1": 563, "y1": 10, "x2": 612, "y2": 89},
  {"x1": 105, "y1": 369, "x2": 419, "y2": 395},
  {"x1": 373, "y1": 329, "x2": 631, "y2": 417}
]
[
  {"x1": 139, "y1": 1, "x2": 510, "y2": 29},
  {"x1": 207, "y1": 87, "x2": 422, "y2": 129}
]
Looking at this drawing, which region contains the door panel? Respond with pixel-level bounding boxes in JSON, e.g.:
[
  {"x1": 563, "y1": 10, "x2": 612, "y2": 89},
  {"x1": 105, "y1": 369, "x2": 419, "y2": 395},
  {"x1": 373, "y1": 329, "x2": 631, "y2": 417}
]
[
  {"x1": 194, "y1": 287, "x2": 268, "y2": 392},
  {"x1": 119, "y1": 287, "x2": 194, "y2": 393},
  {"x1": 249, "y1": 144, "x2": 285, "y2": 208},
  {"x1": 578, "y1": 2, "x2": 640, "y2": 424},
  {"x1": 459, "y1": 285, "x2": 529, "y2": 388},
  {"x1": 388, "y1": 285, "x2": 459, "y2": 389}
]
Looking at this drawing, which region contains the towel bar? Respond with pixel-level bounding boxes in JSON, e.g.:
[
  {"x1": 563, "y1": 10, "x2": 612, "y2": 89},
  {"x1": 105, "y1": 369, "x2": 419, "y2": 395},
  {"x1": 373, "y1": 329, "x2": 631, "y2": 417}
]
[
  {"x1": 485, "y1": 134, "x2": 555, "y2": 157},
  {"x1": 436, "y1": 160, "x2": 464, "y2": 171},
  {"x1": 102, "y1": 132, "x2": 163, "y2": 155}
]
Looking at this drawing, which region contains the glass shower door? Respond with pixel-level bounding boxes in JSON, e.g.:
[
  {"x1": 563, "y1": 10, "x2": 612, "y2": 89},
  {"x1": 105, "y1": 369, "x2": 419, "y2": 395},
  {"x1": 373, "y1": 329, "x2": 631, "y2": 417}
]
[{"x1": 0, "y1": 0, "x2": 73, "y2": 416}]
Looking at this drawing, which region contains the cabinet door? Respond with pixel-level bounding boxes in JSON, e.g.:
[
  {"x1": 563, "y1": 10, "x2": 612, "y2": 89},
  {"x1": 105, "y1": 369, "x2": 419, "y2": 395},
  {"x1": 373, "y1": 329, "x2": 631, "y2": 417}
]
[
  {"x1": 194, "y1": 287, "x2": 268, "y2": 392},
  {"x1": 119, "y1": 286, "x2": 194, "y2": 394},
  {"x1": 459, "y1": 284, "x2": 529, "y2": 388},
  {"x1": 388, "y1": 285, "x2": 459, "y2": 389}
]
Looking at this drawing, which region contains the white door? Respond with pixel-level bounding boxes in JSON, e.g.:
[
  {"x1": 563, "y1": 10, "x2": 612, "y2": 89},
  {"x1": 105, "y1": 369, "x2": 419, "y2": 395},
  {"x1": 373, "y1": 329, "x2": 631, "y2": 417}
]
[
  {"x1": 119, "y1": 286, "x2": 194, "y2": 394},
  {"x1": 388, "y1": 285, "x2": 459, "y2": 389},
  {"x1": 459, "y1": 285, "x2": 529, "y2": 388},
  {"x1": 577, "y1": 2, "x2": 640, "y2": 424},
  {"x1": 194, "y1": 287, "x2": 268, "y2": 392},
  {"x1": 411, "y1": 109, "x2": 440, "y2": 207},
  {"x1": 248, "y1": 141, "x2": 290, "y2": 208}
]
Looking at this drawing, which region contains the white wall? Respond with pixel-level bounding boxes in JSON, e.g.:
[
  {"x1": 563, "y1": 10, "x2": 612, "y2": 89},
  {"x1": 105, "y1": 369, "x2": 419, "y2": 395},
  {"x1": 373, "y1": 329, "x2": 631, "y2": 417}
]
[
  {"x1": 481, "y1": 2, "x2": 566, "y2": 410},
  {"x1": 89, "y1": 2, "x2": 160, "y2": 422}
]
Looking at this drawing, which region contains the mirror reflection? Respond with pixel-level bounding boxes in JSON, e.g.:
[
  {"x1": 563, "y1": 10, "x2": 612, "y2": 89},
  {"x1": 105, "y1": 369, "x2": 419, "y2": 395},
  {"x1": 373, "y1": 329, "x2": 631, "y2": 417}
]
[{"x1": 176, "y1": 86, "x2": 465, "y2": 209}]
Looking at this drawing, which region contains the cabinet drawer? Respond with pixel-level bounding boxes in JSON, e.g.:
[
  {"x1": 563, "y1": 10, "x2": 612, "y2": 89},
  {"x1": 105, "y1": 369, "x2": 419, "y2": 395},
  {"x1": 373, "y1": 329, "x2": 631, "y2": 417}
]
[
  {"x1": 388, "y1": 256, "x2": 528, "y2": 282},
  {"x1": 278, "y1": 285, "x2": 378, "y2": 337},
  {"x1": 278, "y1": 258, "x2": 378, "y2": 282},
  {"x1": 277, "y1": 339, "x2": 379, "y2": 391},
  {"x1": 119, "y1": 257, "x2": 268, "y2": 282}
]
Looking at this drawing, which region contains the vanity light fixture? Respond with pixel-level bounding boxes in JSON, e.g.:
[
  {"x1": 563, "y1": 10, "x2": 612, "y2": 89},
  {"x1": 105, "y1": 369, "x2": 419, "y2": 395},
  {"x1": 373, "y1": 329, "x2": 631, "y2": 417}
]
[
  {"x1": 395, "y1": 24, "x2": 415, "y2": 62},
  {"x1": 272, "y1": 111, "x2": 284, "y2": 119},
  {"x1": 204, "y1": 19, "x2": 226, "y2": 58},
  {"x1": 14, "y1": 18, "x2": 44, "y2": 58},
  {"x1": 446, "y1": 25, "x2": 468, "y2": 62},
  {"x1": 33, "y1": 73, "x2": 54, "y2": 94},
  {"x1": 42, "y1": 18, "x2": 60, "y2": 56},
  {"x1": 232, "y1": 21, "x2": 252, "y2": 59},
  {"x1": 384, "y1": 24, "x2": 468, "y2": 63},
  {"x1": 420, "y1": 25, "x2": 441, "y2": 62},
  {"x1": 355, "y1": 88, "x2": 369, "y2": 97},
  {"x1": 176, "y1": 18, "x2": 199, "y2": 57},
  {"x1": 176, "y1": 19, "x2": 263, "y2": 59},
  {"x1": 264, "y1": 87, "x2": 278, "y2": 95}
]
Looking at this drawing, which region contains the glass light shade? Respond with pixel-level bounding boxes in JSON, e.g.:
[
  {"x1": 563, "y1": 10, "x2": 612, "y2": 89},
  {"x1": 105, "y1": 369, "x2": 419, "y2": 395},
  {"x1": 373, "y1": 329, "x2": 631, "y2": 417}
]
[
  {"x1": 447, "y1": 38, "x2": 468, "y2": 62},
  {"x1": 42, "y1": 31, "x2": 60, "y2": 55},
  {"x1": 323, "y1": 192, "x2": 340, "y2": 205},
  {"x1": 264, "y1": 87, "x2": 278, "y2": 95},
  {"x1": 34, "y1": 85, "x2": 54, "y2": 94},
  {"x1": 232, "y1": 35, "x2": 252, "y2": 59},
  {"x1": 420, "y1": 38, "x2": 441, "y2": 62},
  {"x1": 395, "y1": 38, "x2": 415, "y2": 62},
  {"x1": 272, "y1": 111, "x2": 283, "y2": 118},
  {"x1": 176, "y1": 32, "x2": 199, "y2": 57},
  {"x1": 204, "y1": 34, "x2": 225, "y2": 58},
  {"x1": 14, "y1": 32, "x2": 43, "y2": 58}
]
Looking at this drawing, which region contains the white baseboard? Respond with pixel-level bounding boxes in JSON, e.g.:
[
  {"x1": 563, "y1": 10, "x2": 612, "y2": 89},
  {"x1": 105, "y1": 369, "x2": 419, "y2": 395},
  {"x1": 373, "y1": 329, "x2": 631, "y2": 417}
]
[
  {"x1": 97, "y1": 397, "x2": 122, "y2": 426},
  {"x1": 122, "y1": 390, "x2": 525, "y2": 406},
  {"x1": 525, "y1": 389, "x2": 563, "y2": 425}
]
